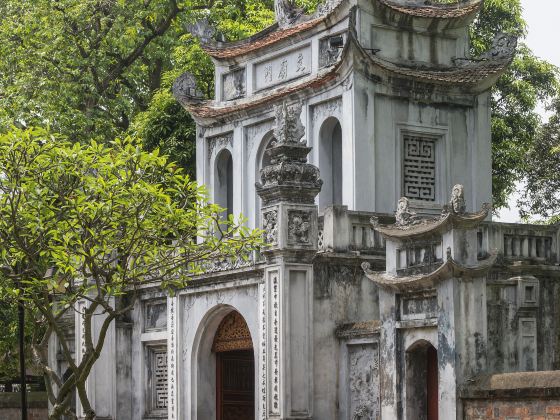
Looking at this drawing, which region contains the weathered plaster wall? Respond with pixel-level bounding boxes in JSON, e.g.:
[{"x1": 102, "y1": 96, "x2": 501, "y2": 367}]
[
  {"x1": 371, "y1": 92, "x2": 493, "y2": 216},
  {"x1": 312, "y1": 258, "x2": 380, "y2": 419},
  {"x1": 487, "y1": 274, "x2": 560, "y2": 374}
]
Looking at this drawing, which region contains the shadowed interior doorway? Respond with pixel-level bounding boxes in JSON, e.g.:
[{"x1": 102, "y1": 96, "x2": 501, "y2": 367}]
[{"x1": 213, "y1": 311, "x2": 255, "y2": 420}]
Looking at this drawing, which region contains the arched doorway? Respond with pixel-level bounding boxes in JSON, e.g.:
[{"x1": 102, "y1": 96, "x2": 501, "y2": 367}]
[
  {"x1": 405, "y1": 340, "x2": 438, "y2": 420},
  {"x1": 215, "y1": 149, "x2": 234, "y2": 218},
  {"x1": 212, "y1": 311, "x2": 255, "y2": 420},
  {"x1": 318, "y1": 117, "x2": 342, "y2": 210}
]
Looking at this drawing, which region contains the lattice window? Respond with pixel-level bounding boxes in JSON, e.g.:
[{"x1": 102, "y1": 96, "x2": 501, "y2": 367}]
[
  {"x1": 146, "y1": 345, "x2": 168, "y2": 416},
  {"x1": 403, "y1": 135, "x2": 437, "y2": 201}
]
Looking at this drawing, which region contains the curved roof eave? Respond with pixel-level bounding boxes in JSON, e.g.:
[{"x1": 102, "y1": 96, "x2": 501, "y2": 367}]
[
  {"x1": 348, "y1": 32, "x2": 514, "y2": 94},
  {"x1": 183, "y1": 59, "x2": 348, "y2": 127},
  {"x1": 201, "y1": 0, "x2": 351, "y2": 61},
  {"x1": 375, "y1": 0, "x2": 483, "y2": 20},
  {"x1": 362, "y1": 250, "x2": 497, "y2": 292}
]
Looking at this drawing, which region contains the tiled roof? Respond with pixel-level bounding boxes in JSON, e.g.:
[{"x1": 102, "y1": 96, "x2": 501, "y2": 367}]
[
  {"x1": 377, "y1": 0, "x2": 482, "y2": 19},
  {"x1": 185, "y1": 67, "x2": 340, "y2": 121},
  {"x1": 378, "y1": 60, "x2": 510, "y2": 86},
  {"x1": 203, "y1": 18, "x2": 325, "y2": 59}
]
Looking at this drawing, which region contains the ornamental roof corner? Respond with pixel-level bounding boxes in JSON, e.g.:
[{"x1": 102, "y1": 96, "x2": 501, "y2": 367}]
[{"x1": 370, "y1": 185, "x2": 492, "y2": 240}]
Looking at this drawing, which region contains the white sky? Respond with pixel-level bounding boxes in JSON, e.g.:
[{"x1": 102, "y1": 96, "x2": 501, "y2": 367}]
[{"x1": 495, "y1": 0, "x2": 560, "y2": 222}]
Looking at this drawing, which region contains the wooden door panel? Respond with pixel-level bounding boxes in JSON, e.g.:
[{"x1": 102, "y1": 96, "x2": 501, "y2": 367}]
[{"x1": 217, "y1": 350, "x2": 255, "y2": 420}]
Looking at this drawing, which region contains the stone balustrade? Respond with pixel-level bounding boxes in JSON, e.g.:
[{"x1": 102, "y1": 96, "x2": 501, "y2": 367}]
[
  {"x1": 478, "y1": 222, "x2": 559, "y2": 264},
  {"x1": 318, "y1": 205, "x2": 392, "y2": 254},
  {"x1": 318, "y1": 206, "x2": 560, "y2": 266}
]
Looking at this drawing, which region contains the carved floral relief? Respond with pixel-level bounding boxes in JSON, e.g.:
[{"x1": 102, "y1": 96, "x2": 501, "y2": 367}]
[
  {"x1": 263, "y1": 209, "x2": 279, "y2": 245},
  {"x1": 288, "y1": 210, "x2": 311, "y2": 244}
]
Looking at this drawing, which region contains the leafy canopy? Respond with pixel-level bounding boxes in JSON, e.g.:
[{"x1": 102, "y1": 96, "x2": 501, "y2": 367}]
[{"x1": 0, "y1": 127, "x2": 262, "y2": 418}]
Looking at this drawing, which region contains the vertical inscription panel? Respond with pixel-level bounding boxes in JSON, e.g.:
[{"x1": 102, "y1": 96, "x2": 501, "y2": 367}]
[
  {"x1": 267, "y1": 269, "x2": 281, "y2": 416},
  {"x1": 167, "y1": 296, "x2": 177, "y2": 419},
  {"x1": 255, "y1": 46, "x2": 311, "y2": 91}
]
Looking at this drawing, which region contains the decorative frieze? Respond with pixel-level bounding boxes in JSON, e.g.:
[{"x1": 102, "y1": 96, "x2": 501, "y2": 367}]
[
  {"x1": 207, "y1": 133, "x2": 233, "y2": 161},
  {"x1": 311, "y1": 97, "x2": 342, "y2": 124},
  {"x1": 255, "y1": 47, "x2": 311, "y2": 91},
  {"x1": 212, "y1": 311, "x2": 253, "y2": 352}
]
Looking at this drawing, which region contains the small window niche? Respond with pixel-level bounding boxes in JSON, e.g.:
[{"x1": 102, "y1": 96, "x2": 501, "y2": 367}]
[
  {"x1": 516, "y1": 276, "x2": 539, "y2": 308},
  {"x1": 397, "y1": 124, "x2": 448, "y2": 215},
  {"x1": 144, "y1": 300, "x2": 167, "y2": 332}
]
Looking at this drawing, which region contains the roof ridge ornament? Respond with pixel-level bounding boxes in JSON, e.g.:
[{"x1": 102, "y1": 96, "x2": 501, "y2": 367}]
[
  {"x1": 370, "y1": 185, "x2": 491, "y2": 239},
  {"x1": 186, "y1": 18, "x2": 216, "y2": 44},
  {"x1": 172, "y1": 72, "x2": 205, "y2": 108},
  {"x1": 275, "y1": 0, "x2": 303, "y2": 29},
  {"x1": 256, "y1": 102, "x2": 322, "y2": 206},
  {"x1": 273, "y1": 102, "x2": 306, "y2": 145}
]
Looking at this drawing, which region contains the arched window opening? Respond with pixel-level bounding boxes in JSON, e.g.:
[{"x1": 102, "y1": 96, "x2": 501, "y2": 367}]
[
  {"x1": 215, "y1": 149, "x2": 233, "y2": 218},
  {"x1": 406, "y1": 341, "x2": 438, "y2": 420},
  {"x1": 255, "y1": 133, "x2": 275, "y2": 227},
  {"x1": 213, "y1": 311, "x2": 255, "y2": 420},
  {"x1": 318, "y1": 118, "x2": 342, "y2": 210}
]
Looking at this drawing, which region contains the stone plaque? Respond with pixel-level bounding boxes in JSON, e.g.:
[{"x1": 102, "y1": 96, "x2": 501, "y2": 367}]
[
  {"x1": 145, "y1": 300, "x2": 167, "y2": 331},
  {"x1": 255, "y1": 46, "x2": 311, "y2": 91},
  {"x1": 222, "y1": 68, "x2": 246, "y2": 101},
  {"x1": 401, "y1": 295, "x2": 437, "y2": 320},
  {"x1": 348, "y1": 343, "x2": 380, "y2": 420},
  {"x1": 319, "y1": 36, "x2": 341, "y2": 68}
]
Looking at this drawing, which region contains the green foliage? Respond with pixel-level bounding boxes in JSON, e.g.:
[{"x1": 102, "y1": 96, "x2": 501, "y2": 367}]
[
  {"x1": 519, "y1": 100, "x2": 560, "y2": 220},
  {"x1": 0, "y1": 127, "x2": 262, "y2": 417},
  {"x1": 0, "y1": 0, "x2": 275, "y2": 174},
  {"x1": 472, "y1": 0, "x2": 560, "y2": 209}
]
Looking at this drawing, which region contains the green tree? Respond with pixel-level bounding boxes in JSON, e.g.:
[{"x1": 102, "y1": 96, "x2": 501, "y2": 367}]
[
  {"x1": 519, "y1": 99, "x2": 560, "y2": 220},
  {"x1": 470, "y1": 0, "x2": 559, "y2": 210},
  {"x1": 0, "y1": 0, "x2": 274, "y2": 157},
  {"x1": 0, "y1": 127, "x2": 262, "y2": 419}
]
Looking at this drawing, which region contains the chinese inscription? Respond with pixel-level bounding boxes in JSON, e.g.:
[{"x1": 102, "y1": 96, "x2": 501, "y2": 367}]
[{"x1": 255, "y1": 47, "x2": 311, "y2": 91}]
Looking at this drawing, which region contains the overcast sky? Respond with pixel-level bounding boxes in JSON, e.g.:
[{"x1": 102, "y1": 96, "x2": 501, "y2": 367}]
[{"x1": 494, "y1": 0, "x2": 560, "y2": 222}]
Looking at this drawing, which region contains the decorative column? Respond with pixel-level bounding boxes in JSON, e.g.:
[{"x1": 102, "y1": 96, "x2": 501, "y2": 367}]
[
  {"x1": 362, "y1": 186, "x2": 495, "y2": 420},
  {"x1": 257, "y1": 102, "x2": 322, "y2": 420}
]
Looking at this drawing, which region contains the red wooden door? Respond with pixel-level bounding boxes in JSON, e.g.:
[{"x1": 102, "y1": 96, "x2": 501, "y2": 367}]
[
  {"x1": 426, "y1": 346, "x2": 439, "y2": 420},
  {"x1": 216, "y1": 350, "x2": 255, "y2": 420}
]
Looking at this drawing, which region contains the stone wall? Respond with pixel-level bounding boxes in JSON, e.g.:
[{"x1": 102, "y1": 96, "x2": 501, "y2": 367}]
[
  {"x1": 464, "y1": 398, "x2": 560, "y2": 419},
  {"x1": 0, "y1": 392, "x2": 48, "y2": 420},
  {"x1": 462, "y1": 371, "x2": 560, "y2": 420}
]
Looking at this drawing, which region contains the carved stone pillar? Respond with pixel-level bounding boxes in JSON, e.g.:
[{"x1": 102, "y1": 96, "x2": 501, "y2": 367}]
[{"x1": 257, "y1": 102, "x2": 321, "y2": 419}]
